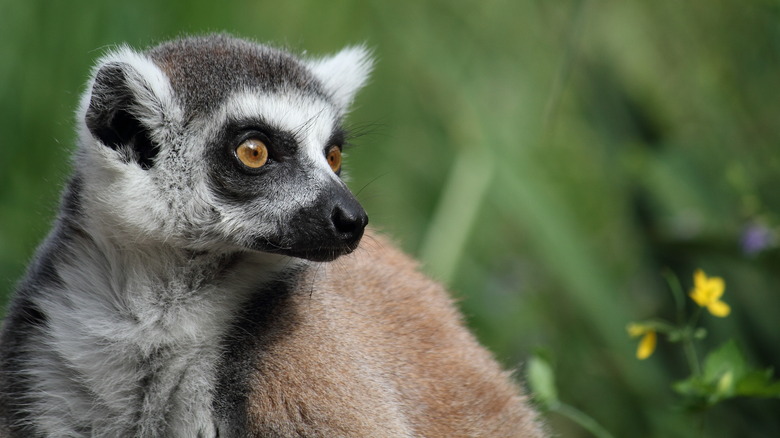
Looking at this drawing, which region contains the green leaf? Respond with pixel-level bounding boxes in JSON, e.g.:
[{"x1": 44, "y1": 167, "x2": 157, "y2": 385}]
[
  {"x1": 701, "y1": 340, "x2": 748, "y2": 384},
  {"x1": 673, "y1": 377, "x2": 709, "y2": 399},
  {"x1": 527, "y1": 353, "x2": 559, "y2": 409},
  {"x1": 674, "y1": 339, "x2": 780, "y2": 407},
  {"x1": 736, "y1": 369, "x2": 780, "y2": 398}
]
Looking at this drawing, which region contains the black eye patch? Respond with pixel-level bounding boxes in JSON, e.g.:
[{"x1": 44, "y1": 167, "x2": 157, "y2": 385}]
[{"x1": 206, "y1": 119, "x2": 305, "y2": 203}]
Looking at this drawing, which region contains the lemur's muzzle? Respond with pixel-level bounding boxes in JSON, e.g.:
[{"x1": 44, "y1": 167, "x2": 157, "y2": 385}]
[{"x1": 277, "y1": 182, "x2": 368, "y2": 262}]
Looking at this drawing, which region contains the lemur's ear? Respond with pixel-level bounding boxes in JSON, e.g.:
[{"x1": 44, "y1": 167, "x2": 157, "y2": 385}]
[
  {"x1": 306, "y1": 46, "x2": 373, "y2": 113},
  {"x1": 85, "y1": 48, "x2": 174, "y2": 170}
]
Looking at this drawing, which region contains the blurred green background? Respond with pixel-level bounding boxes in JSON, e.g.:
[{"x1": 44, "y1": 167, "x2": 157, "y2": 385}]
[{"x1": 2, "y1": 0, "x2": 780, "y2": 436}]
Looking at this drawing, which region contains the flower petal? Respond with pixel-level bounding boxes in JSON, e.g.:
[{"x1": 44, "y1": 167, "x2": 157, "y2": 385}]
[
  {"x1": 694, "y1": 269, "x2": 709, "y2": 288},
  {"x1": 689, "y1": 288, "x2": 708, "y2": 307},
  {"x1": 637, "y1": 331, "x2": 657, "y2": 360},
  {"x1": 707, "y1": 276, "x2": 726, "y2": 300},
  {"x1": 708, "y1": 300, "x2": 731, "y2": 317}
]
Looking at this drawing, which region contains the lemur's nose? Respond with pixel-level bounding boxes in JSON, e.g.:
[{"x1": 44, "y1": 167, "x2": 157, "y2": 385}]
[{"x1": 330, "y1": 201, "x2": 368, "y2": 242}]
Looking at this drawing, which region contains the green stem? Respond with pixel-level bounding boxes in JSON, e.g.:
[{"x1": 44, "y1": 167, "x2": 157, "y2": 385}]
[
  {"x1": 684, "y1": 307, "x2": 703, "y2": 377},
  {"x1": 683, "y1": 334, "x2": 701, "y2": 377},
  {"x1": 552, "y1": 402, "x2": 615, "y2": 438},
  {"x1": 662, "y1": 269, "x2": 702, "y2": 376},
  {"x1": 661, "y1": 268, "x2": 686, "y2": 326}
]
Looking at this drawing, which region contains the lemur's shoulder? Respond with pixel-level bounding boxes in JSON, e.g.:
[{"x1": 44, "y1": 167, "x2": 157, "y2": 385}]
[{"x1": 232, "y1": 230, "x2": 544, "y2": 437}]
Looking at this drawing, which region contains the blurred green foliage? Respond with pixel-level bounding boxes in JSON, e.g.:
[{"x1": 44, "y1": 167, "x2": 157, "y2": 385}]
[{"x1": 2, "y1": 0, "x2": 780, "y2": 436}]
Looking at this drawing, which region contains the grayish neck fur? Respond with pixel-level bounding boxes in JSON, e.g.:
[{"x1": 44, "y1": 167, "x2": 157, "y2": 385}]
[{"x1": 22, "y1": 202, "x2": 296, "y2": 437}]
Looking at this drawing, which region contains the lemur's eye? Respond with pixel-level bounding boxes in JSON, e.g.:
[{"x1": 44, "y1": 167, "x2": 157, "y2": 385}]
[
  {"x1": 326, "y1": 146, "x2": 342, "y2": 173},
  {"x1": 236, "y1": 139, "x2": 268, "y2": 168}
]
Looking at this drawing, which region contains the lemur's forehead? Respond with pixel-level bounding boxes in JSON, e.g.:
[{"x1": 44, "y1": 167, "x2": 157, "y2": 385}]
[
  {"x1": 221, "y1": 90, "x2": 338, "y2": 143},
  {"x1": 148, "y1": 35, "x2": 329, "y2": 116}
]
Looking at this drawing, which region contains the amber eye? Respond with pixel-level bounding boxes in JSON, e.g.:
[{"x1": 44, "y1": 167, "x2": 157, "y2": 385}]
[
  {"x1": 235, "y1": 139, "x2": 268, "y2": 168},
  {"x1": 326, "y1": 146, "x2": 342, "y2": 173}
]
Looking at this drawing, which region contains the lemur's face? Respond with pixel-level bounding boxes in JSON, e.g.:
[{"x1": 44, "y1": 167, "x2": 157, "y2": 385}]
[
  {"x1": 201, "y1": 90, "x2": 366, "y2": 261},
  {"x1": 77, "y1": 36, "x2": 372, "y2": 262}
]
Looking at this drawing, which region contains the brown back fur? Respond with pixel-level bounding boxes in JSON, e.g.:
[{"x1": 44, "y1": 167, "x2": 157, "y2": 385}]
[{"x1": 240, "y1": 230, "x2": 545, "y2": 437}]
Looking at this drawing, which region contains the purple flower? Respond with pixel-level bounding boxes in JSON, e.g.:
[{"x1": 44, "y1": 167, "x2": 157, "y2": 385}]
[{"x1": 741, "y1": 222, "x2": 776, "y2": 255}]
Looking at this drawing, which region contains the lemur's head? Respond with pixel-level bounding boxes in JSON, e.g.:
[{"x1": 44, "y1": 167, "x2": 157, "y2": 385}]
[{"x1": 75, "y1": 35, "x2": 371, "y2": 262}]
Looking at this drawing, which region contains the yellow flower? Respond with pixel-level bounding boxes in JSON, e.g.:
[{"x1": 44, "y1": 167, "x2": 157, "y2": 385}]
[
  {"x1": 689, "y1": 269, "x2": 730, "y2": 317},
  {"x1": 627, "y1": 323, "x2": 657, "y2": 360}
]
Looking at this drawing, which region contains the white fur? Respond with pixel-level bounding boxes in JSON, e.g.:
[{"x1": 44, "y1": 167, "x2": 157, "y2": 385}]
[
  {"x1": 306, "y1": 45, "x2": 373, "y2": 112},
  {"x1": 74, "y1": 46, "x2": 189, "y2": 246},
  {"x1": 77, "y1": 45, "x2": 184, "y2": 144}
]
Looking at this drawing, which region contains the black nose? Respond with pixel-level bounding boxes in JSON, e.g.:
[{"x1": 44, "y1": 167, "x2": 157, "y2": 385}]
[{"x1": 330, "y1": 202, "x2": 368, "y2": 243}]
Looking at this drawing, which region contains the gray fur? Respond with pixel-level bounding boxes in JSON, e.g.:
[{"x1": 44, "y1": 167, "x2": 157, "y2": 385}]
[
  {"x1": 0, "y1": 34, "x2": 372, "y2": 437},
  {"x1": 148, "y1": 35, "x2": 330, "y2": 116}
]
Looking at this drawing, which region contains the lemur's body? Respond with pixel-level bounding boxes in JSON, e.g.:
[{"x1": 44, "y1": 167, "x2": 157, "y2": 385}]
[{"x1": 0, "y1": 35, "x2": 544, "y2": 437}]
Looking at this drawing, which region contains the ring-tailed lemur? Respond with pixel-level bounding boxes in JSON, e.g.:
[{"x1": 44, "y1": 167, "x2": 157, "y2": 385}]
[{"x1": 0, "y1": 35, "x2": 545, "y2": 437}]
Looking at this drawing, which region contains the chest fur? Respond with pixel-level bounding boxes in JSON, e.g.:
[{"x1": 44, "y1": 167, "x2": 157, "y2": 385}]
[{"x1": 16, "y1": 241, "x2": 271, "y2": 437}]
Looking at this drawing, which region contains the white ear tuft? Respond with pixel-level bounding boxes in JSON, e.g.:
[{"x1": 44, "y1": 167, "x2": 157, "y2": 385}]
[
  {"x1": 81, "y1": 46, "x2": 176, "y2": 122},
  {"x1": 306, "y1": 45, "x2": 373, "y2": 113},
  {"x1": 77, "y1": 45, "x2": 181, "y2": 170}
]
